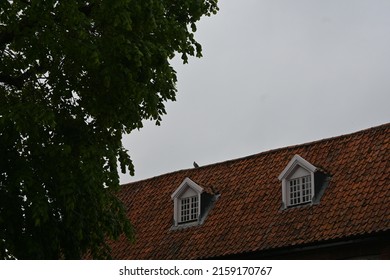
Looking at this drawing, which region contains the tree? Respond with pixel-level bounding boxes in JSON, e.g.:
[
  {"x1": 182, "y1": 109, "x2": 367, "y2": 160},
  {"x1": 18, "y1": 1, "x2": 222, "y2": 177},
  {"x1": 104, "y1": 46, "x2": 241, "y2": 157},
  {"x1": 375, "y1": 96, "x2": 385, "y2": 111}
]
[{"x1": 0, "y1": 0, "x2": 218, "y2": 259}]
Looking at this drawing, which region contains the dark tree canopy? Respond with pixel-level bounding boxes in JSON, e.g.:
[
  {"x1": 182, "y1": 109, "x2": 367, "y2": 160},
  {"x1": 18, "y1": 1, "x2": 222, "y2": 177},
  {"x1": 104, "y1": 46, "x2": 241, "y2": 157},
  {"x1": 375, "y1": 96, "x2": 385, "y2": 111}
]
[{"x1": 0, "y1": 0, "x2": 218, "y2": 259}]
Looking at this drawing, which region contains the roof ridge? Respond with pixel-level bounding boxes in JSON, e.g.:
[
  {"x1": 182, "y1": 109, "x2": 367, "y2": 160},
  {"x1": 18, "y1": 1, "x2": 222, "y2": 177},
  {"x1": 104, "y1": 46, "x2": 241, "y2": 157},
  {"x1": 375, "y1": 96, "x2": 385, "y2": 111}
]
[{"x1": 123, "y1": 122, "x2": 389, "y2": 185}]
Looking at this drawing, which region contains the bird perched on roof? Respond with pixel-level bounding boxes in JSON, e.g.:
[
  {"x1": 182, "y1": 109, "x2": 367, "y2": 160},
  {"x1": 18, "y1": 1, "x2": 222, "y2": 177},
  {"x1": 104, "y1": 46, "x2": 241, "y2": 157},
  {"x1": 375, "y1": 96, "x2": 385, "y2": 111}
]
[{"x1": 193, "y1": 161, "x2": 199, "y2": 168}]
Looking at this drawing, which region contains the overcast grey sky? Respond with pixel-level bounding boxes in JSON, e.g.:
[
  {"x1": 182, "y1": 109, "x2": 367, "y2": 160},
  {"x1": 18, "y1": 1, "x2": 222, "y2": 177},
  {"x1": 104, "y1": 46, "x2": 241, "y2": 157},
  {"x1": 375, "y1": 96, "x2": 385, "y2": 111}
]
[{"x1": 121, "y1": 0, "x2": 390, "y2": 183}]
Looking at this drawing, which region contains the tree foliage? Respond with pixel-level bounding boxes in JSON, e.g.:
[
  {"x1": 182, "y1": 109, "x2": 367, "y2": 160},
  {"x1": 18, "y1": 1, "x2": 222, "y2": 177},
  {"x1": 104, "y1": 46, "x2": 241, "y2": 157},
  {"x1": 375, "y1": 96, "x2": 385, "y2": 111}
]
[{"x1": 0, "y1": 0, "x2": 218, "y2": 259}]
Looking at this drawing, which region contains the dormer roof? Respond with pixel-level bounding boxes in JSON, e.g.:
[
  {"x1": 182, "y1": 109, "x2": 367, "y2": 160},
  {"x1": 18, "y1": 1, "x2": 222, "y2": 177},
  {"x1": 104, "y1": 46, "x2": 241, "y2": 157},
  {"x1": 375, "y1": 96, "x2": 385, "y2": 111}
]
[
  {"x1": 171, "y1": 177, "x2": 203, "y2": 200},
  {"x1": 278, "y1": 154, "x2": 317, "y2": 180}
]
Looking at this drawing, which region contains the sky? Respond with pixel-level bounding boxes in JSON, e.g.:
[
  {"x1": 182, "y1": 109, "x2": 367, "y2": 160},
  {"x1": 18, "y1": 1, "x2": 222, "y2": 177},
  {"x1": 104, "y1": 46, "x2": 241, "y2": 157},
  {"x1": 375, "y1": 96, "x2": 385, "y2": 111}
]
[{"x1": 120, "y1": 0, "x2": 390, "y2": 183}]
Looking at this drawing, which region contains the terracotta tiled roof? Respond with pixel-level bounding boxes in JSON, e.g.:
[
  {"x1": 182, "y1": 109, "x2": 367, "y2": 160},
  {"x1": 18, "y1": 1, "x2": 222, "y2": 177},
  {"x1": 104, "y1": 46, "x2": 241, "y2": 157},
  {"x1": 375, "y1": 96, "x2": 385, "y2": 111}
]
[{"x1": 111, "y1": 123, "x2": 390, "y2": 259}]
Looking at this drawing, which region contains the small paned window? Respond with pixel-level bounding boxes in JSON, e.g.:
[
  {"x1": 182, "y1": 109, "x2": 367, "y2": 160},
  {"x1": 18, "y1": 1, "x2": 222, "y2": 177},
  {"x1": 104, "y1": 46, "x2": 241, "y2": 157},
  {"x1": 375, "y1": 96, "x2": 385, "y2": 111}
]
[
  {"x1": 279, "y1": 155, "x2": 329, "y2": 209},
  {"x1": 180, "y1": 195, "x2": 198, "y2": 223},
  {"x1": 172, "y1": 177, "x2": 218, "y2": 228},
  {"x1": 289, "y1": 175, "x2": 311, "y2": 206}
]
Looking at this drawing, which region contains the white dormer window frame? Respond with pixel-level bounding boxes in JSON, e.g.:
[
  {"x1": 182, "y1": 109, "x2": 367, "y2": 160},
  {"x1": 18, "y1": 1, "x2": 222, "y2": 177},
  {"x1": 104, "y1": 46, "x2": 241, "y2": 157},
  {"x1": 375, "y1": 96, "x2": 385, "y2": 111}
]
[
  {"x1": 278, "y1": 155, "x2": 317, "y2": 208},
  {"x1": 171, "y1": 178, "x2": 203, "y2": 226}
]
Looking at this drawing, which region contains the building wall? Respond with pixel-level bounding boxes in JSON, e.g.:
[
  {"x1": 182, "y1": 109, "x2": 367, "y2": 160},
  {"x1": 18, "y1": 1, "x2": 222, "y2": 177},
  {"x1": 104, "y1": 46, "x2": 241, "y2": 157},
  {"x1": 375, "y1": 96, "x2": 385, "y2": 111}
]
[{"x1": 211, "y1": 232, "x2": 390, "y2": 260}]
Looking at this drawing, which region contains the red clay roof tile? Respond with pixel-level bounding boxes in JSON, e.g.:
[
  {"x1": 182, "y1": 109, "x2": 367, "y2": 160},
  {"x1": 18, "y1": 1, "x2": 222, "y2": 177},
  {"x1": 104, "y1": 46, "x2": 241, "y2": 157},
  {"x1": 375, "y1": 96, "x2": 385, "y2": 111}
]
[{"x1": 110, "y1": 123, "x2": 390, "y2": 259}]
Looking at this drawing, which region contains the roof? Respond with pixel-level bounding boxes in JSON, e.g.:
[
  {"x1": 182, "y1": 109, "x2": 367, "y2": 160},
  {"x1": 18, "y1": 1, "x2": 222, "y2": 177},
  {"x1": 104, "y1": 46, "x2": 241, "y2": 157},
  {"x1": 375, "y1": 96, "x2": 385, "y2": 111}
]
[{"x1": 111, "y1": 123, "x2": 390, "y2": 259}]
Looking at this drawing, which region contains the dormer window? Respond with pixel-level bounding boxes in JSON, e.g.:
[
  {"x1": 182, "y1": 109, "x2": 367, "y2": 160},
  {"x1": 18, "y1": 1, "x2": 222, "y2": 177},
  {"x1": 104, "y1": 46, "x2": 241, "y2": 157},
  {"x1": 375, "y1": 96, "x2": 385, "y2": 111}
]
[
  {"x1": 279, "y1": 155, "x2": 330, "y2": 208},
  {"x1": 171, "y1": 177, "x2": 219, "y2": 228}
]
